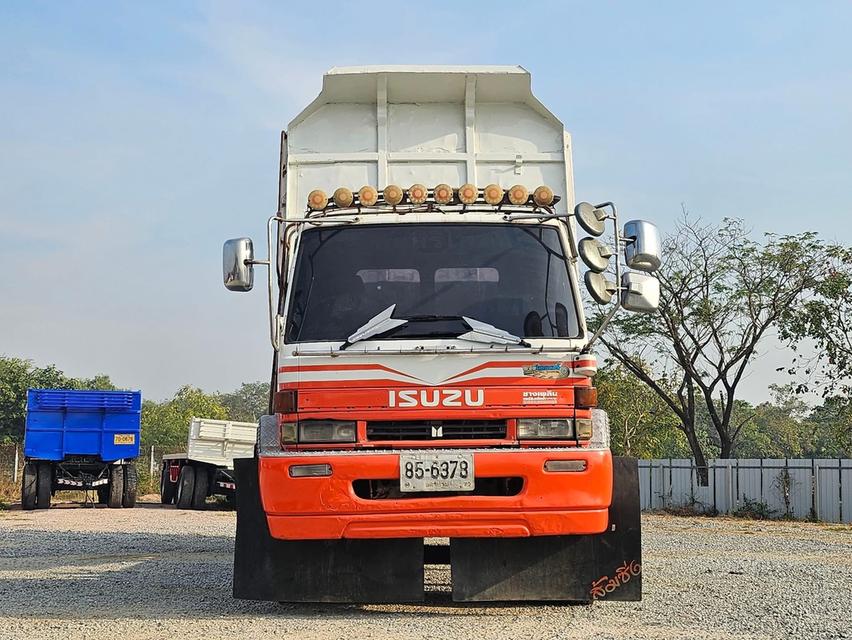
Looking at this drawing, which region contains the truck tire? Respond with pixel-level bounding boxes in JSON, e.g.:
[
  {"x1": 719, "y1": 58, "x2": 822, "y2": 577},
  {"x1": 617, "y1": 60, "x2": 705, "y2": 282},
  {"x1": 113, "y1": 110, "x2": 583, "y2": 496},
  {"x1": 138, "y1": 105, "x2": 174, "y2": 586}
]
[
  {"x1": 160, "y1": 463, "x2": 176, "y2": 504},
  {"x1": 191, "y1": 465, "x2": 209, "y2": 510},
  {"x1": 21, "y1": 462, "x2": 38, "y2": 510},
  {"x1": 175, "y1": 464, "x2": 195, "y2": 509},
  {"x1": 97, "y1": 486, "x2": 108, "y2": 504},
  {"x1": 107, "y1": 464, "x2": 124, "y2": 508},
  {"x1": 122, "y1": 464, "x2": 138, "y2": 508},
  {"x1": 36, "y1": 462, "x2": 52, "y2": 509}
]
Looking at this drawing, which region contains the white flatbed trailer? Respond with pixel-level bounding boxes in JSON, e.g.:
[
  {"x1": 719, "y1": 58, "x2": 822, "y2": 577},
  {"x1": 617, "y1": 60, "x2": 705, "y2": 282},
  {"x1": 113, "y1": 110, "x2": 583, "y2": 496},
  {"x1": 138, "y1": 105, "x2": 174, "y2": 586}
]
[{"x1": 160, "y1": 417, "x2": 256, "y2": 509}]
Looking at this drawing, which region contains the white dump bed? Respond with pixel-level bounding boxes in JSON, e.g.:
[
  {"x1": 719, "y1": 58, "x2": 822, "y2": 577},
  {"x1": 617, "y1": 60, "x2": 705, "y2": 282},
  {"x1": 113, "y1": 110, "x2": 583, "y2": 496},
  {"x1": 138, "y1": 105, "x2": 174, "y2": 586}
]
[
  {"x1": 185, "y1": 417, "x2": 256, "y2": 468},
  {"x1": 281, "y1": 65, "x2": 573, "y2": 217}
]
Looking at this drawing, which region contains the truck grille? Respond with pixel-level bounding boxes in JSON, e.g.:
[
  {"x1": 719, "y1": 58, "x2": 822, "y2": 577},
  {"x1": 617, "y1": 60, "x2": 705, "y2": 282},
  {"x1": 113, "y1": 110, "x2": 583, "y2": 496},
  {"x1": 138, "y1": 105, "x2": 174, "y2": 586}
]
[{"x1": 366, "y1": 420, "x2": 506, "y2": 441}]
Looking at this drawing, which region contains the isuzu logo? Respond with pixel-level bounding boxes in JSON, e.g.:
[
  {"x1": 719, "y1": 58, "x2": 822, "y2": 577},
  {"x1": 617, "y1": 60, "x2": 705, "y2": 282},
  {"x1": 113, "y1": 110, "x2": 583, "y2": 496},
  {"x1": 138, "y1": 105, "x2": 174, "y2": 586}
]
[{"x1": 388, "y1": 389, "x2": 484, "y2": 408}]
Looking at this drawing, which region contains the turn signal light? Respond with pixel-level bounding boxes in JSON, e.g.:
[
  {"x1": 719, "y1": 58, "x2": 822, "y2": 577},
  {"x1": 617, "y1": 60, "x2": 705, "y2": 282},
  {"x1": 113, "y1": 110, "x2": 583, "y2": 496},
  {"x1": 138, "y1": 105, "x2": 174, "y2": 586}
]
[
  {"x1": 307, "y1": 189, "x2": 328, "y2": 210},
  {"x1": 289, "y1": 463, "x2": 332, "y2": 478},
  {"x1": 507, "y1": 184, "x2": 529, "y2": 205},
  {"x1": 383, "y1": 184, "x2": 404, "y2": 205},
  {"x1": 574, "y1": 386, "x2": 598, "y2": 408},
  {"x1": 433, "y1": 183, "x2": 453, "y2": 204},
  {"x1": 533, "y1": 185, "x2": 554, "y2": 206},
  {"x1": 575, "y1": 418, "x2": 593, "y2": 440},
  {"x1": 273, "y1": 389, "x2": 298, "y2": 414},
  {"x1": 408, "y1": 184, "x2": 427, "y2": 204},
  {"x1": 333, "y1": 187, "x2": 354, "y2": 208},
  {"x1": 358, "y1": 185, "x2": 378, "y2": 206},
  {"x1": 458, "y1": 183, "x2": 478, "y2": 204},
  {"x1": 483, "y1": 184, "x2": 504, "y2": 205}
]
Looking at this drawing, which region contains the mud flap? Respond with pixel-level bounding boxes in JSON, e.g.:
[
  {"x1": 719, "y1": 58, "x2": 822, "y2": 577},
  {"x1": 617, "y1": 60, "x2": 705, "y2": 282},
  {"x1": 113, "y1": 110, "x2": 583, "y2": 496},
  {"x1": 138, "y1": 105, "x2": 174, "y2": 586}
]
[
  {"x1": 232, "y1": 457, "x2": 424, "y2": 603},
  {"x1": 450, "y1": 456, "x2": 642, "y2": 602}
]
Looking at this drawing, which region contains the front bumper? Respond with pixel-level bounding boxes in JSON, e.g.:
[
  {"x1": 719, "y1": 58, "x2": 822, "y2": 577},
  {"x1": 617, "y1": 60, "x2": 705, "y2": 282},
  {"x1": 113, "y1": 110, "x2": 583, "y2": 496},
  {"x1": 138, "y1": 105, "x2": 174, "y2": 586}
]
[{"x1": 259, "y1": 448, "x2": 612, "y2": 539}]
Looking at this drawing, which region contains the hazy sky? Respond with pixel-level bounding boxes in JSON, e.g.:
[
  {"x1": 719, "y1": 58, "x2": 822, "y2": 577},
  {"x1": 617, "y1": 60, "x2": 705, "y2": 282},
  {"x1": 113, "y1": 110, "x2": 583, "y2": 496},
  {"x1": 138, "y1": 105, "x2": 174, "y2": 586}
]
[{"x1": 2, "y1": 1, "x2": 850, "y2": 401}]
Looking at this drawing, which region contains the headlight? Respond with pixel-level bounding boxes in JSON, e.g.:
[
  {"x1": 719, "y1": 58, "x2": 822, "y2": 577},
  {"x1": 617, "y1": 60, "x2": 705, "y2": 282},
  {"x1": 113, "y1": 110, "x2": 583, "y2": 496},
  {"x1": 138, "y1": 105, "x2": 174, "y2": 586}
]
[
  {"x1": 298, "y1": 420, "x2": 357, "y2": 443},
  {"x1": 517, "y1": 418, "x2": 574, "y2": 440}
]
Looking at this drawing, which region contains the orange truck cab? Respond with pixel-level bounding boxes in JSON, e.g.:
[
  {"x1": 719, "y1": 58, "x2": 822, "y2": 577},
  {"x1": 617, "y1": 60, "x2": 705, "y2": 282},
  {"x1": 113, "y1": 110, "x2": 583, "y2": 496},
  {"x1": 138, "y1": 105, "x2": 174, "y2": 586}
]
[{"x1": 223, "y1": 66, "x2": 661, "y2": 604}]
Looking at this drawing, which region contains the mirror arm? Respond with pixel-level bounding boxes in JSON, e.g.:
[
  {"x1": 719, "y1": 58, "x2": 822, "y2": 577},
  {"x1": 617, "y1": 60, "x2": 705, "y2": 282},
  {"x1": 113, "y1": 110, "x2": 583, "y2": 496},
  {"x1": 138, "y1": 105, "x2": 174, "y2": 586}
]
[{"x1": 583, "y1": 202, "x2": 623, "y2": 353}]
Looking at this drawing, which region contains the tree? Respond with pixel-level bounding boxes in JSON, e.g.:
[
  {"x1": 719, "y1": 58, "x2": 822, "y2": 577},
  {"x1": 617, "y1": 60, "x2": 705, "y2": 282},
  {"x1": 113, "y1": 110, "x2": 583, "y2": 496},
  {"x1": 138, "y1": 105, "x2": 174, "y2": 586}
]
[
  {"x1": 218, "y1": 381, "x2": 270, "y2": 422},
  {"x1": 0, "y1": 356, "x2": 116, "y2": 443},
  {"x1": 596, "y1": 216, "x2": 838, "y2": 481},
  {"x1": 778, "y1": 244, "x2": 852, "y2": 396},
  {"x1": 141, "y1": 385, "x2": 229, "y2": 450},
  {"x1": 595, "y1": 363, "x2": 690, "y2": 458}
]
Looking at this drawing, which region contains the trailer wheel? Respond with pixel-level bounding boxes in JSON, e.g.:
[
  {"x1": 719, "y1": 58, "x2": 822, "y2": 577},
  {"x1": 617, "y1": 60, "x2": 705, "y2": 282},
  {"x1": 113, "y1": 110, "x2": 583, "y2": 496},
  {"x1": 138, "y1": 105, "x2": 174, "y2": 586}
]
[
  {"x1": 160, "y1": 463, "x2": 176, "y2": 504},
  {"x1": 175, "y1": 464, "x2": 195, "y2": 509},
  {"x1": 36, "y1": 462, "x2": 52, "y2": 509},
  {"x1": 122, "y1": 464, "x2": 138, "y2": 508},
  {"x1": 21, "y1": 462, "x2": 38, "y2": 510},
  {"x1": 97, "y1": 486, "x2": 108, "y2": 504},
  {"x1": 107, "y1": 464, "x2": 124, "y2": 508},
  {"x1": 191, "y1": 466, "x2": 209, "y2": 510}
]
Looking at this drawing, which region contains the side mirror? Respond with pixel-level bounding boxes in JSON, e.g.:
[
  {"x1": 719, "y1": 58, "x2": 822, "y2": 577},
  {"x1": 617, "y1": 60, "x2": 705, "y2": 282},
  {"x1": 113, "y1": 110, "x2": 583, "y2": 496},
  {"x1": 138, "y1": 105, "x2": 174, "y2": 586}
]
[
  {"x1": 621, "y1": 272, "x2": 660, "y2": 313},
  {"x1": 622, "y1": 220, "x2": 661, "y2": 273},
  {"x1": 223, "y1": 238, "x2": 255, "y2": 292},
  {"x1": 574, "y1": 202, "x2": 607, "y2": 237},
  {"x1": 579, "y1": 237, "x2": 615, "y2": 273}
]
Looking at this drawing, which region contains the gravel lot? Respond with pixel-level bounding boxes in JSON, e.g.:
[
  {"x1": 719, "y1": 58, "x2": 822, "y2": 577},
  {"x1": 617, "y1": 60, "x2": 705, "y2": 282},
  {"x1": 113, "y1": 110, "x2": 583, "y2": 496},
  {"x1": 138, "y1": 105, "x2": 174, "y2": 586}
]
[{"x1": 0, "y1": 501, "x2": 850, "y2": 640}]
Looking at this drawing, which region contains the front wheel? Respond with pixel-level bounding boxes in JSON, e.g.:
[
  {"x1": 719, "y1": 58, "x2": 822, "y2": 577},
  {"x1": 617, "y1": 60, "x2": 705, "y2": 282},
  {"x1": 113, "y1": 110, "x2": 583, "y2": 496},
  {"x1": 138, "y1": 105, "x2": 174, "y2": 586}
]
[
  {"x1": 36, "y1": 462, "x2": 52, "y2": 509},
  {"x1": 21, "y1": 463, "x2": 38, "y2": 510},
  {"x1": 122, "y1": 464, "x2": 137, "y2": 508},
  {"x1": 107, "y1": 464, "x2": 124, "y2": 508},
  {"x1": 175, "y1": 465, "x2": 195, "y2": 509}
]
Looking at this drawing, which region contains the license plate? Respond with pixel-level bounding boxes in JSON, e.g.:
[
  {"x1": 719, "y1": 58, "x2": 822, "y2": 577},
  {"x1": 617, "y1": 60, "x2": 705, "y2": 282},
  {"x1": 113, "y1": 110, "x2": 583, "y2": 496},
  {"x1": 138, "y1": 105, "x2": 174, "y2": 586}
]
[
  {"x1": 113, "y1": 434, "x2": 135, "y2": 445},
  {"x1": 399, "y1": 452, "x2": 474, "y2": 492}
]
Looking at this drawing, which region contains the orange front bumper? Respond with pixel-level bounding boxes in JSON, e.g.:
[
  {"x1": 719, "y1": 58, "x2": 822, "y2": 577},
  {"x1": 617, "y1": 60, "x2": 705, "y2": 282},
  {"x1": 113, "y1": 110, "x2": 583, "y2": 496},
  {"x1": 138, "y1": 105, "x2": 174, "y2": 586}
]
[{"x1": 259, "y1": 448, "x2": 613, "y2": 540}]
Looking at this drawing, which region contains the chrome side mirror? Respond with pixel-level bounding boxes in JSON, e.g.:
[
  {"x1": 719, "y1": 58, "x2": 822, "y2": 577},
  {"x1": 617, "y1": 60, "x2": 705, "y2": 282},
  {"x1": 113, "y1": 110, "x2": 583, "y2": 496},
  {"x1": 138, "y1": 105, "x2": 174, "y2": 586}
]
[
  {"x1": 223, "y1": 238, "x2": 255, "y2": 292},
  {"x1": 621, "y1": 272, "x2": 660, "y2": 313},
  {"x1": 623, "y1": 220, "x2": 661, "y2": 273}
]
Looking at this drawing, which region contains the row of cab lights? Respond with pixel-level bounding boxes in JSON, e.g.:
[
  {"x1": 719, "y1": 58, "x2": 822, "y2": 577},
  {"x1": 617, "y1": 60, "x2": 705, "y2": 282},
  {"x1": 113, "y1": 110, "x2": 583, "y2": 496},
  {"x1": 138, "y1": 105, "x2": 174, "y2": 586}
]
[{"x1": 306, "y1": 184, "x2": 556, "y2": 211}]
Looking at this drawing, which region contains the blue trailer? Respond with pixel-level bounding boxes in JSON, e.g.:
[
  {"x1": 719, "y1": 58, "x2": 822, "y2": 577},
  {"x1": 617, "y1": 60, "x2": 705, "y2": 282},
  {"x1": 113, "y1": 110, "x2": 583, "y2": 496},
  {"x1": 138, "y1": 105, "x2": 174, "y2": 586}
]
[{"x1": 21, "y1": 389, "x2": 142, "y2": 509}]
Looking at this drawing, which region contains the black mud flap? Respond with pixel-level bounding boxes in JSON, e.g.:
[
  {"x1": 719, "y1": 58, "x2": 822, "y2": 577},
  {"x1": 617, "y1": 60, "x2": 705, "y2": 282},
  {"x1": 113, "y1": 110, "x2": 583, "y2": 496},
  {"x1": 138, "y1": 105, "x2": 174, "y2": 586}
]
[
  {"x1": 232, "y1": 457, "x2": 424, "y2": 603},
  {"x1": 450, "y1": 456, "x2": 642, "y2": 602}
]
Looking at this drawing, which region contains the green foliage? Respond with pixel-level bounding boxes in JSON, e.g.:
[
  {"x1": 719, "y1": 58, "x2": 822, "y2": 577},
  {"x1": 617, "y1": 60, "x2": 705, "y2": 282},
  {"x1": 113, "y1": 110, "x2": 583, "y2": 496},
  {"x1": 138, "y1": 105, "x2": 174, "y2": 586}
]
[
  {"x1": 218, "y1": 381, "x2": 270, "y2": 422},
  {"x1": 596, "y1": 363, "x2": 690, "y2": 458},
  {"x1": 732, "y1": 497, "x2": 776, "y2": 520},
  {"x1": 141, "y1": 385, "x2": 229, "y2": 450},
  {"x1": 0, "y1": 356, "x2": 116, "y2": 443}
]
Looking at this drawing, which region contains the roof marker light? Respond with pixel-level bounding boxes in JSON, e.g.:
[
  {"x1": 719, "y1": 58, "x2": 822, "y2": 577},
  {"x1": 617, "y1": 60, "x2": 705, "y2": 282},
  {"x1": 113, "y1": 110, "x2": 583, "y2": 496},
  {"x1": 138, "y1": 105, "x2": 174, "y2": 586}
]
[
  {"x1": 333, "y1": 187, "x2": 353, "y2": 208},
  {"x1": 307, "y1": 189, "x2": 328, "y2": 211},
  {"x1": 408, "y1": 184, "x2": 427, "y2": 205},
  {"x1": 358, "y1": 185, "x2": 378, "y2": 206},
  {"x1": 433, "y1": 184, "x2": 454, "y2": 205},
  {"x1": 383, "y1": 184, "x2": 404, "y2": 206},
  {"x1": 507, "y1": 185, "x2": 529, "y2": 205},
  {"x1": 533, "y1": 185, "x2": 554, "y2": 207},
  {"x1": 458, "y1": 183, "x2": 478, "y2": 205},
  {"x1": 483, "y1": 184, "x2": 504, "y2": 205}
]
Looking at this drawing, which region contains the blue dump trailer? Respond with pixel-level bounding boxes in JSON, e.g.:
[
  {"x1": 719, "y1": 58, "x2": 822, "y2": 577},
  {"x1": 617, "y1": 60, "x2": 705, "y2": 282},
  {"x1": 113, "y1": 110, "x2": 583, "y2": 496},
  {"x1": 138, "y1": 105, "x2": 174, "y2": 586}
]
[{"x1": 21, "y1": 389, "x2": 142, "y2": 510}]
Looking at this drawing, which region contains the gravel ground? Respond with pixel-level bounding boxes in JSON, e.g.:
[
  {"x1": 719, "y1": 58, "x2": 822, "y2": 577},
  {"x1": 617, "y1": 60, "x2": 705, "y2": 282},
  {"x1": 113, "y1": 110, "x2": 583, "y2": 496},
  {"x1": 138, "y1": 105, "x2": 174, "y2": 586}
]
[{"x1": 0, "y1": 501, "x2": 850, "y2": 640}]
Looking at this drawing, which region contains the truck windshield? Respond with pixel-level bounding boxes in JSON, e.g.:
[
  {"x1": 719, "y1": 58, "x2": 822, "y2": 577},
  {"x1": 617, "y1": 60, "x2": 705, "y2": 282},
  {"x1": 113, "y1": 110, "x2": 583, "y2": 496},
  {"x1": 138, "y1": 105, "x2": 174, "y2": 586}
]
[{"x1": 284, "y1": 223, "x2": 581, "y2": 343}]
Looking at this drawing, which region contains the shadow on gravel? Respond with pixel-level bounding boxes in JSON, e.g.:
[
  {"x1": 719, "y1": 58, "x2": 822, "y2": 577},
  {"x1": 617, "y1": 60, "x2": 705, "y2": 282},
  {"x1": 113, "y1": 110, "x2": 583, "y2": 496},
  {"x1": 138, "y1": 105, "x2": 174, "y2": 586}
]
[{"x1": 0, "y1": 524, "x2": 572, "y2": 620}]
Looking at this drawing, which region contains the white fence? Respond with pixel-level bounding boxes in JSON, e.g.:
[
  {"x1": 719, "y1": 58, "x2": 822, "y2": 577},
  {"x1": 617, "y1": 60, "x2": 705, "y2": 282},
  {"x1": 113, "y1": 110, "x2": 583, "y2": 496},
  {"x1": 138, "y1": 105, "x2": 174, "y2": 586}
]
[{"x1": 640, "y1": 458, "x2": 852, "y2": 523}]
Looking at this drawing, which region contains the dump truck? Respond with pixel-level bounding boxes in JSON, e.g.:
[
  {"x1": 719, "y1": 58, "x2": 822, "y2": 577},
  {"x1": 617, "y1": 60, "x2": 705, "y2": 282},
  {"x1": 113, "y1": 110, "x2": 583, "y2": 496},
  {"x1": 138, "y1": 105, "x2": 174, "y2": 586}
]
[
  {"x1": 159, "y1": 417, "x2": 257, "y2": 509},
  {"x1": 21, "y1": 388, "x2": 142, "y2": 509},
  {"x1": 221, "y1": 65, "x2": 662, "y2": 603}
]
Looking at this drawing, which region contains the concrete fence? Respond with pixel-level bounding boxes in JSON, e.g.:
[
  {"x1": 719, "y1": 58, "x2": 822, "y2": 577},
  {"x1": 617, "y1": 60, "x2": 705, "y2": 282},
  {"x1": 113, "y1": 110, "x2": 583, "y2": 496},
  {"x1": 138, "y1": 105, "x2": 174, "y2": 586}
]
[{"x1": 640, "y1": 458, "x2": 852, "y2": 523}]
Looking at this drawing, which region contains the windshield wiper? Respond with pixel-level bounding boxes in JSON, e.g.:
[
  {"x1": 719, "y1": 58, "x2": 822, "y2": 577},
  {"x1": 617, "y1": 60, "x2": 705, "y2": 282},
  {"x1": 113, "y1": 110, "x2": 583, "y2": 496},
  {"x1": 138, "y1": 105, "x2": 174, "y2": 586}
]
[
  {"x1": 457, "y1": 316, "x2": 531, "y2": 348},
  {"x1": 340, "y1": 304, "x2": 408, "y2": 350},
  {"x1": 341, "y1": 308, "x2": 531, "y2": 350}
]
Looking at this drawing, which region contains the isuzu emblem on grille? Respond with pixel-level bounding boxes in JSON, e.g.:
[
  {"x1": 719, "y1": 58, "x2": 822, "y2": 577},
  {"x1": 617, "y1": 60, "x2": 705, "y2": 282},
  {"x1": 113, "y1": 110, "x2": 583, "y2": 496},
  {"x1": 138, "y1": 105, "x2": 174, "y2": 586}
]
[{"x1": 431, "y1": 425, "x2": 443, "y2": 438}]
